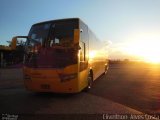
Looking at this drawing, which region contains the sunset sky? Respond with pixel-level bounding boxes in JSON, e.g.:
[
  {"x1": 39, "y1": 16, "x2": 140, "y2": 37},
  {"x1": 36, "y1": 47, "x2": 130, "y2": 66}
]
[{"x1": 0, "y1": 0, "x2": 160, "y2": 62}]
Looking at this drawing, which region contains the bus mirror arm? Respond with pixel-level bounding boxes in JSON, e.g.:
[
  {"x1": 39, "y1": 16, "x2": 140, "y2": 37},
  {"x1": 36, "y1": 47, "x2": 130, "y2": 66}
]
[
  {"x1": 71, "y1": 43, "x2": 81, "y2": 50},
  {"x1": 78, "y1": 46, "x2": 81, "y2": 50}
]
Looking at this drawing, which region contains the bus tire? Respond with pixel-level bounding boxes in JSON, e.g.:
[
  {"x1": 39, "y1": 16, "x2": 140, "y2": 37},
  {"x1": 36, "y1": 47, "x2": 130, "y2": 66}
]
[
  {"x1": 84, "y1": 71, "x2": 93, "y2": 92},
  {"x1": 104, "y1": 65, "x2": 108, "y2": 75}
]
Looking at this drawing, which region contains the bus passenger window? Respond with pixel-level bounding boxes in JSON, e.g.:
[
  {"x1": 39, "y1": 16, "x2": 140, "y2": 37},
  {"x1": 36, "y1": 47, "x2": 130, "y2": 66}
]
[{"x1": 55, "y1": 38, "x2": 60, "y2": 44}]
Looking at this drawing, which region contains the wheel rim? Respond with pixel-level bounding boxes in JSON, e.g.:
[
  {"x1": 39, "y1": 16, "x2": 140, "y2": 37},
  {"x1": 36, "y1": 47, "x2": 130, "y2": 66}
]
[{"x1": 88, "y1": 75, "x2": 92, "y2": 89}]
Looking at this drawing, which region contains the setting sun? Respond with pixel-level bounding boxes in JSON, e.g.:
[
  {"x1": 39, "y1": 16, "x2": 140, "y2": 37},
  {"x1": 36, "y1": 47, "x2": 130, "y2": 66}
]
[{"x1": 123, "y1": 33, "x2": 160, "y2": 63}]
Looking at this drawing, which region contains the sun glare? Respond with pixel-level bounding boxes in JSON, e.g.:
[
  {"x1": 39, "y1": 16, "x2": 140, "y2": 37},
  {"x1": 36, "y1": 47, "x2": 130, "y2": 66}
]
[
  {"x1": 89, "y1": 50, "x2": 97, "y2": 59},
  {"x1": 123, "y1": 34, "x2": 160, "y2": 64}
]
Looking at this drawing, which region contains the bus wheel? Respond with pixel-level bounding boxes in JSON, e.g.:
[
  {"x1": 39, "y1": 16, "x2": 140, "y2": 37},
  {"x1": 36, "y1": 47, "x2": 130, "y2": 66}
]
[
  {"x1": 84, "y1": 73, "x2": 93, "y2": 92},
  {"x1": 104, "y1": 65, "x2": 108, "y2": 74},
  {"x1": 88, "y1": 74, "x2": 93, "y2": 89}
]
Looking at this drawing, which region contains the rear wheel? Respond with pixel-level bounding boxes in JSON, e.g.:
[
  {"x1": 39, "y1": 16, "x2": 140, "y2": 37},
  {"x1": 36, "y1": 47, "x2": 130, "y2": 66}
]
[
  {"x1": 87, "y1": 74, "x2": 93, "y2": 89},
  {"x1": 84, "y1": 71, "x2": 93, "y2": 92},
  {"x1": 104, "y1": 65, "x2": 108, "y2": 74}
]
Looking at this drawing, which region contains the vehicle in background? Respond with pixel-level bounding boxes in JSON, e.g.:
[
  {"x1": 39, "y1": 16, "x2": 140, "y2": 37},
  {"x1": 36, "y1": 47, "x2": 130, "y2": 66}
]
[
  {"x1": 0, "y1": 38, "x2": 25, "y2": 68},
  {"x1": 12, "y1": 18, "x2": 108, "y2": 93}
]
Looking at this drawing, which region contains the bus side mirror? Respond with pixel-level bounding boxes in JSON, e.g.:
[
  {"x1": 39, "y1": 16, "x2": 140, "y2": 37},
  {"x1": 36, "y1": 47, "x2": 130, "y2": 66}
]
[{"x1": 74, "y1": 29, "x2": 80, "y2": 44}]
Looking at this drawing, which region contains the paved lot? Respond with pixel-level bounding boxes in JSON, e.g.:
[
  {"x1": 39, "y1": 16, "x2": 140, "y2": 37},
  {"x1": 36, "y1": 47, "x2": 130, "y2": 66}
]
[
  {"x1": 0, "y1": 63, "x2": 160, "y2": 119},
  {"x1": 90, "y1": 63, "x2": 160, "y2": 114},
  {"x1": 0, "y1": 68, "x2": 23, "y2": 88}
]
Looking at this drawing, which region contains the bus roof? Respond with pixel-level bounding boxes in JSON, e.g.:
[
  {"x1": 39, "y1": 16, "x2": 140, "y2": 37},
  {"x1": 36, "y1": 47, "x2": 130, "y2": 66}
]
[{"x1": 32, "y1": 18, "x2": 80, "y2": 26}]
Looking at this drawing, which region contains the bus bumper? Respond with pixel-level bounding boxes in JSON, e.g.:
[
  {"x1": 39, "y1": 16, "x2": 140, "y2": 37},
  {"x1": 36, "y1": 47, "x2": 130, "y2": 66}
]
[{"x1": 23, "y1": 67, "x2": 80, "y2": 93}]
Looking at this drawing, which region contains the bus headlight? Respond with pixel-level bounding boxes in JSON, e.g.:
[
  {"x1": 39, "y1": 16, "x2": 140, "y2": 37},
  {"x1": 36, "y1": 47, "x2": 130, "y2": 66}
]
[{"x1": 59, "y1": 73, "x2": 77, "y2": 82}]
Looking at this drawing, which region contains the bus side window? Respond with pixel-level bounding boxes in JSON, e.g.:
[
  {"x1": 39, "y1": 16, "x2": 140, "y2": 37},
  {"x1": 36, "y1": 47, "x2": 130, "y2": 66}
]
[
  {"x1": 80, "y1": 42, "x2": 85, "y2": 61},
  {"x1": 55, "y1": 38, "x2": 60, "y2": 44}
]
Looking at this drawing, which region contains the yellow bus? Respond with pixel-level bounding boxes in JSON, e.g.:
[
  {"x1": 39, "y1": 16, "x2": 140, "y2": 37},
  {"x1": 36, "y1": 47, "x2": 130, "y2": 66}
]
[{"x1": 13, "y1": 18, "x2": 108, "y2": 93}]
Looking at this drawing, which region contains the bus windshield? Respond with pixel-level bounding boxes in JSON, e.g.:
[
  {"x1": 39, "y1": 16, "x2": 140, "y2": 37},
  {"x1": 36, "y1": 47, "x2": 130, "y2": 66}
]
[
  {"x1": 49, "y1": 22, "x2": 74, "y2": 47},
  {"x1": 27, "y1": 22, "x2": 75, "y2": 48},
  {"x1": 24, "y1": 20, "x2": 78, "y2": 68},
  {"x1": 28, "y1": 23, "x2": 51, "y2": 47}
]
